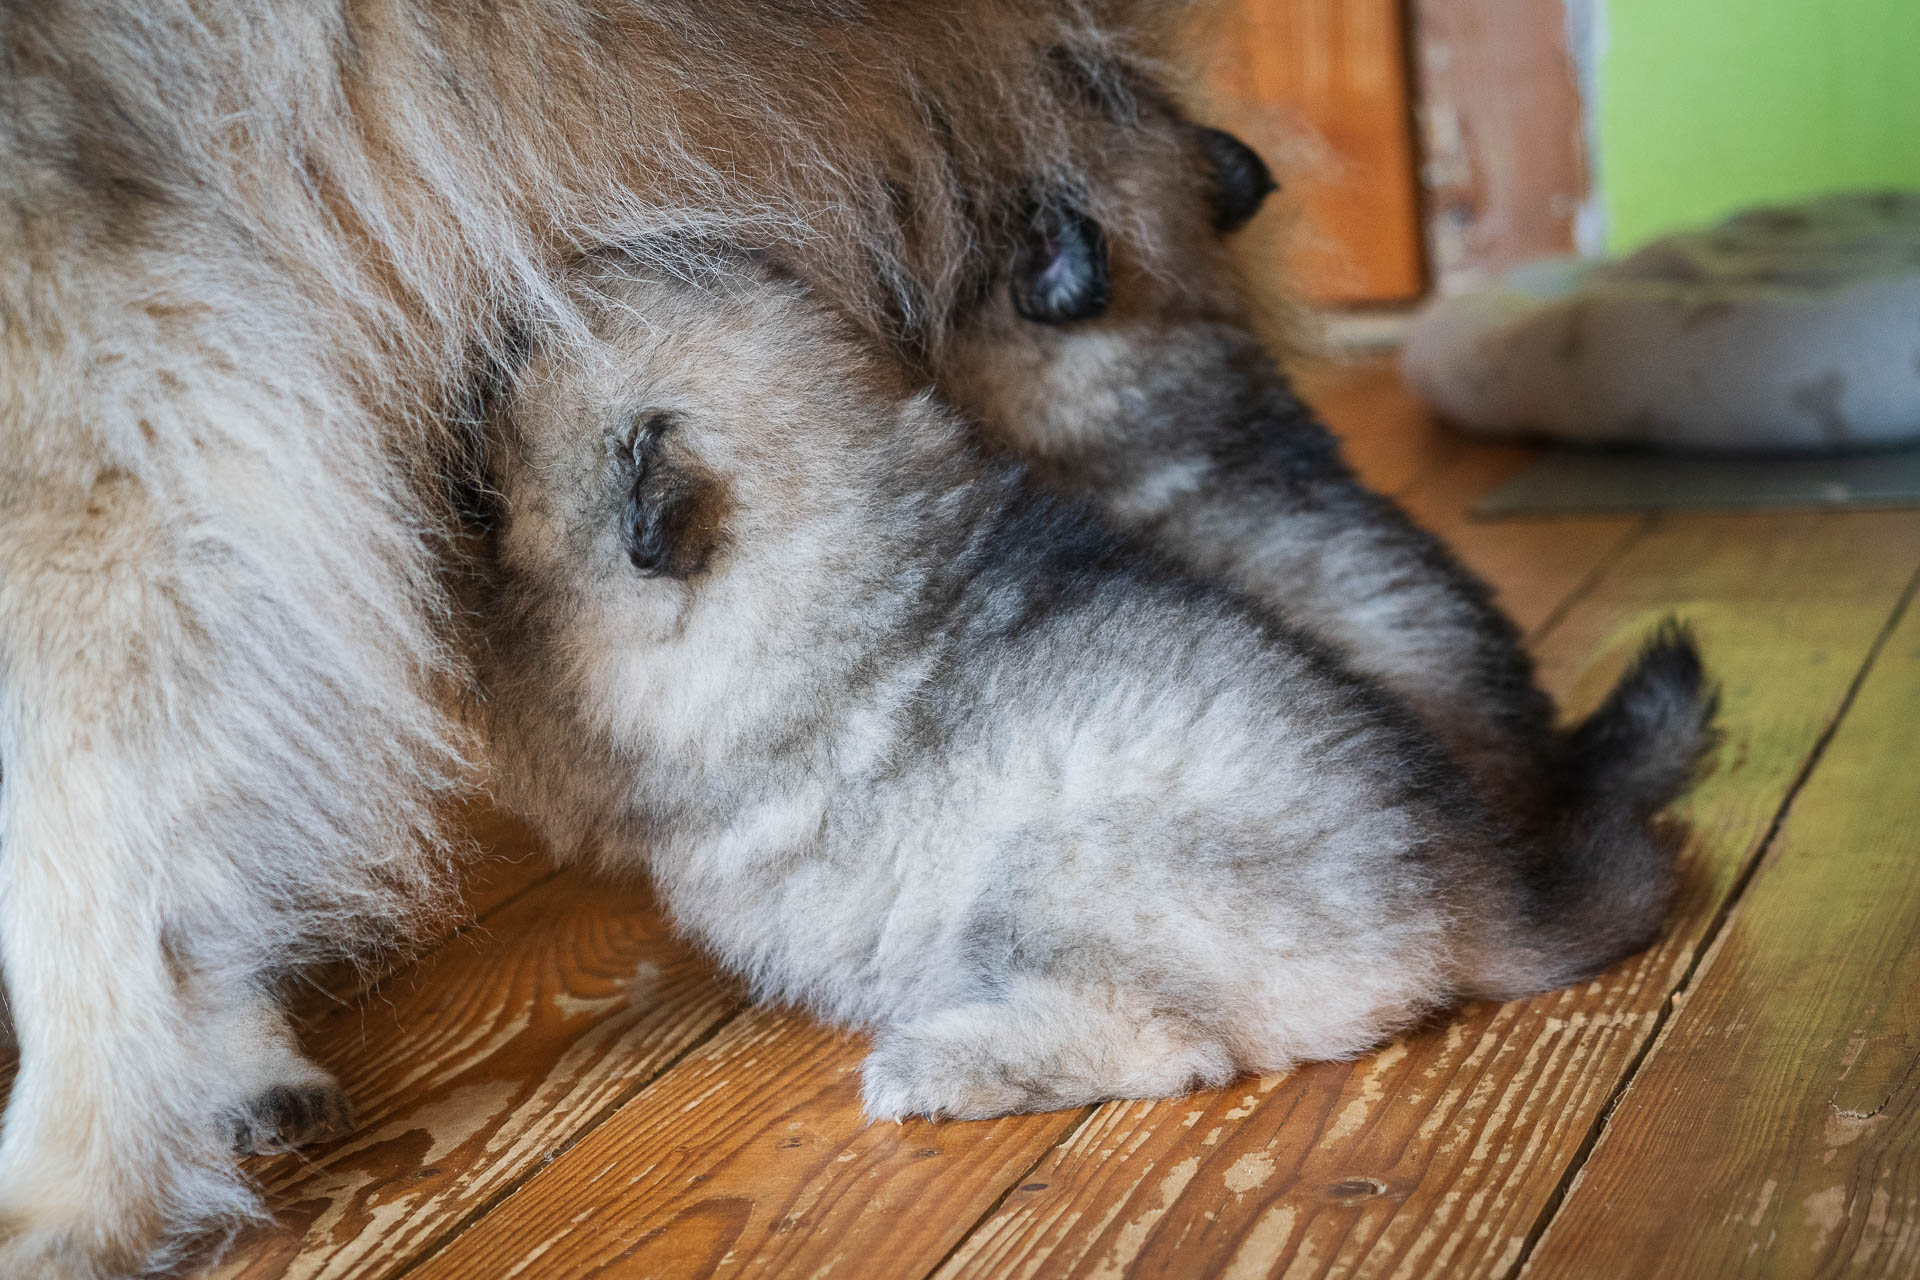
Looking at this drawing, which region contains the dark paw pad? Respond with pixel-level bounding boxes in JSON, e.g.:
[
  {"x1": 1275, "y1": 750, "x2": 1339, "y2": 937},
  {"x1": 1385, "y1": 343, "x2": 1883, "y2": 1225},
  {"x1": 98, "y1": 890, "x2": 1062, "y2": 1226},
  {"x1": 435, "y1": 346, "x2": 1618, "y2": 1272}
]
[{"x1": 230, "y1": 1082, "x2": 354, "y2": 1155}]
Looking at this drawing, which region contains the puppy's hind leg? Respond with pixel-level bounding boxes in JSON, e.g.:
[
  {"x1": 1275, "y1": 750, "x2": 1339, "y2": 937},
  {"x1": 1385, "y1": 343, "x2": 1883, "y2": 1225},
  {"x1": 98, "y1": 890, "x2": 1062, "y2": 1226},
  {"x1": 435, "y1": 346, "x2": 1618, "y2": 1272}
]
[{"x1": 860, "y1": 979, "x2": 1240, "y2": 1121}]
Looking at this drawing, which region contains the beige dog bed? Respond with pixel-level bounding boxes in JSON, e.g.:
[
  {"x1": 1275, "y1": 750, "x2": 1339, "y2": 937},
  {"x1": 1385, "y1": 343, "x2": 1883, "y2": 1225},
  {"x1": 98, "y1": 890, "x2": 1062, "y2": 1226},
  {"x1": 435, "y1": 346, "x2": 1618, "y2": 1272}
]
[{"x1": 1402, "y1": 192, "x2": 1920, "y2": 453}]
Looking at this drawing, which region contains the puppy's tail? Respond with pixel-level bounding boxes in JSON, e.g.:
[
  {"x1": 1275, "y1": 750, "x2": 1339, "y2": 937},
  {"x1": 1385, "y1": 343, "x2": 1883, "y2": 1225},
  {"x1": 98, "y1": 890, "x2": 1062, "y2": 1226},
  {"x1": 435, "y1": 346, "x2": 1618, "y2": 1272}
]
[
  {"x1": 1466, "y1": 620, "x2": 1719, "y2": 998},
  {"x1": 1561, "y1": 619, "x2": 1718, "y2": 827}
]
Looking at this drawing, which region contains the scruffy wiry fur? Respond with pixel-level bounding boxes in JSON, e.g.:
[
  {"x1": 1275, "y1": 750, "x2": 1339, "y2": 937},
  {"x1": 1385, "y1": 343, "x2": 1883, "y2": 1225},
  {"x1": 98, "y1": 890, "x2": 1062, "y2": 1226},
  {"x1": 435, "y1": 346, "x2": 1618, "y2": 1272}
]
[
  {"x1": 468, "y1": 259, "x2": 1666, "y2": 1125},
  {"x1": 934, "y1": 94, "x2": 1719, "y2": 989},
  {"x1": 0, "y1": 1, "x2": 1204, "y2": 1272}
]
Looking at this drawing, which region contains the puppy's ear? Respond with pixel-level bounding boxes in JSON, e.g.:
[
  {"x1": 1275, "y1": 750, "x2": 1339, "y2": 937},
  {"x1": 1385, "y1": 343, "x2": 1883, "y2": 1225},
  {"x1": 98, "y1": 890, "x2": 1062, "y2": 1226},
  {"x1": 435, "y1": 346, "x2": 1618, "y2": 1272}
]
[
  {"x1": 621, "y1": 413, "x2": 726, "y2": 579},
  {"x1": 1010, "y1": 197, "x2": 1111, "y2": 324},
  {"x1": 1197, "y1": 127, "x2": 1276, "y2": 233}
]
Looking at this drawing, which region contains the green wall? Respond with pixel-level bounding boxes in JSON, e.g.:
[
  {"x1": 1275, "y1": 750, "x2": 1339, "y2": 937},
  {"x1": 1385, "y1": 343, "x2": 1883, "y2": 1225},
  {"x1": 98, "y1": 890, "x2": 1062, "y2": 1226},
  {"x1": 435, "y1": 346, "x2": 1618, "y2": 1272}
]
[{"x1": 1598, "y1": 0, "x2": 1920, "y2": 251}]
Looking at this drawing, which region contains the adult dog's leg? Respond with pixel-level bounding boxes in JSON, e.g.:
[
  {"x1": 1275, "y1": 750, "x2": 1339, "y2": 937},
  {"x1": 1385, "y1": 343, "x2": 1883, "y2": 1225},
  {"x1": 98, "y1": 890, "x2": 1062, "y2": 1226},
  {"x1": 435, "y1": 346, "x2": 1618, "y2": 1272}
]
[
  {"x1": 0, "y1": 828, "x2": 255, "y2": 1276},
  {"x1": 0, "y1": 382, "x2": 458, "y2": 1274}
]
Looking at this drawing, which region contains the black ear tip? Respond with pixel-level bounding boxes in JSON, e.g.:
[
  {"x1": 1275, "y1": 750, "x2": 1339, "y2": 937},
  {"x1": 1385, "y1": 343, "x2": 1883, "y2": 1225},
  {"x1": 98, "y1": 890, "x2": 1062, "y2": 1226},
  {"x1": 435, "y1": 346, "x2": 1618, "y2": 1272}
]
[
  {"x1": 1199, "y1": 126, "x2": 1276, "y2": 233},
  {"x1": 1010, "y1": 200, "x2": 1112, "y2": 324},
  {"x1": 620, "y1": 412, "x2": 683, "y2": 576}
]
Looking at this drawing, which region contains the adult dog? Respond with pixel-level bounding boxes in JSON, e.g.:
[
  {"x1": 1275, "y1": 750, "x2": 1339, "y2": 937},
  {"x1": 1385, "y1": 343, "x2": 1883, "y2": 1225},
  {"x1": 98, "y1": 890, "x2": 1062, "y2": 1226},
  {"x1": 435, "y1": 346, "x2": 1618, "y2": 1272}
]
[{"x1": 0, "y1": 2, "x2": 1173, "y2": 1272}]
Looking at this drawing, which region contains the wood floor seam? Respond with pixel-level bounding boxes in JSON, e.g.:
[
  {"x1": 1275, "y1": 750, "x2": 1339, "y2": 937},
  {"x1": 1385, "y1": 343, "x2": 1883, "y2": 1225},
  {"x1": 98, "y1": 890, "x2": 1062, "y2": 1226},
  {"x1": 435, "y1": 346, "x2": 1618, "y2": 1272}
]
[
  {"x1": 388, "y1": 1000, "x2": 753, "y2": 1280},
  {"x1": 1523, "y1": 514, "x2": 1656, "y2": 646},
  {"x1": 1499, "y1": 548, "x2": 1920, "y2": 1280},
  {"x1": 920, "y1": 1105, "x2": 1101, "y2": 1280}
]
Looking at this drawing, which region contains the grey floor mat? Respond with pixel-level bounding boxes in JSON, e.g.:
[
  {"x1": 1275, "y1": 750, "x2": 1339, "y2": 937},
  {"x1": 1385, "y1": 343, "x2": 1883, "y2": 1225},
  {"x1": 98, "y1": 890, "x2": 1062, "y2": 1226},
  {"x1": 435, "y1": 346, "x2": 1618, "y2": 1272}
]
[{"x1": 1473, "y1": 447, "x2": 1920, "y2": 518}]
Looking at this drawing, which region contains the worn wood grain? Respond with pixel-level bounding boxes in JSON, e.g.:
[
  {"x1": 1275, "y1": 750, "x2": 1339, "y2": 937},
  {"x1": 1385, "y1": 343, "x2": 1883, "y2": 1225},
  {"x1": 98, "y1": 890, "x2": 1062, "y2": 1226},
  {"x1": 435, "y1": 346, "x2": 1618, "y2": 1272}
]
[
  {"x1": 404, "y1": 1006, "x2": 1087, "y2": 1280},
  {"x1": 936, "y1": 510, "x2": 1920, "y2": 1280},
  {"x1": 1524, "y1": 576, "x2": 1920, "y2": 1278},
  {"x1": 212, "y1": 869, "x2": 741, "y2": 1280}
]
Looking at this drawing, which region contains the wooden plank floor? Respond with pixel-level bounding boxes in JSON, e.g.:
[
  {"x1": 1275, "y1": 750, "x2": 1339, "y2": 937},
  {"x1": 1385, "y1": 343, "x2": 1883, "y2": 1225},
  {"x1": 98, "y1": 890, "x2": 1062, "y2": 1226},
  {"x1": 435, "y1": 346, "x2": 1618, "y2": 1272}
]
[{"x1": 31, "y1": 356, "x2": 1920, "y2": 1278}]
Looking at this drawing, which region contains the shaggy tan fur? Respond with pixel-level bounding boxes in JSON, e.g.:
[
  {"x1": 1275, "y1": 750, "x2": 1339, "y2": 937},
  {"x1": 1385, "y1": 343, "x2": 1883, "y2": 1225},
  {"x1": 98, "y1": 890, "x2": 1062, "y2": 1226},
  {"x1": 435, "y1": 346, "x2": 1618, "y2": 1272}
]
[{"x1": 0, "y1": 3, "x2": 1187, "y2": 1273}]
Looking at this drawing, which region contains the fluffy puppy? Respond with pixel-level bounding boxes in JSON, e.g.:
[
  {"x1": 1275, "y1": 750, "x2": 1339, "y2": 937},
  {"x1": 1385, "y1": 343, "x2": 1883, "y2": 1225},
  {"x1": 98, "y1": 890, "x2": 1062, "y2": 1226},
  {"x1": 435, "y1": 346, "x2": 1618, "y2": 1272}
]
[
  {"x1": 935, "y1": 90, "x2": 1717, "y2": 962},
  {"x1": 940, "y1": 98, "x2": 1559, "y2": 807},
  {"x1": 468, "y1": 256, "x2": 1682, "y2": 1121}
]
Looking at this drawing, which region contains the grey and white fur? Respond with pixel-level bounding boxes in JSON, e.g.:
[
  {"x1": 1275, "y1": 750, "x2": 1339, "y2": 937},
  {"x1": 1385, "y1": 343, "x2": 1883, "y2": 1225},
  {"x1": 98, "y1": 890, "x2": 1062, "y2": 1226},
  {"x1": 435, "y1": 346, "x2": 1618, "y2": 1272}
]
[
  {"x1": 468, "y1": 257, "x2": 1709, "y2": 1125},
  {"x1": 937, "y1": 92, "x2": 1719, "y2": 982}
]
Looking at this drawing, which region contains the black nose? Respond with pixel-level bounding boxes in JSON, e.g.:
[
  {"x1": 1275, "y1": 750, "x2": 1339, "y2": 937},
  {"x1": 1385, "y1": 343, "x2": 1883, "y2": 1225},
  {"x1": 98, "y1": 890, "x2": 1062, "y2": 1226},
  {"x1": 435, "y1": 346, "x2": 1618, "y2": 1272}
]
[
  {"x1": 1010, "y1": 198, "x2": 1111, "y2": 324},
  {"x1": 1198, "y1": 127, "x2": 1276, "y2": 233}
]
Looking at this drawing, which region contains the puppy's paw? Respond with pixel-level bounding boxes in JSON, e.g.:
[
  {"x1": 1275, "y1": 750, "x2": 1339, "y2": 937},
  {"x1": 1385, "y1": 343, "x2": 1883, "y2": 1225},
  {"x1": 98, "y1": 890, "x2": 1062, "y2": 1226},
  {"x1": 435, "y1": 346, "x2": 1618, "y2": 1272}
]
[
  {"x1": 861, "y1": 1024, "x2": 1050, "y2": 1122},
  {"x1": 229, "y1": 1081, "x2": 354, "y2": 1155},
  {"x1": 859, "y1": 1033, "x2": 941, "y2": 1123},
  {"x1": 862, "y1": 990, "x2": 1234, "y2": 1123}
]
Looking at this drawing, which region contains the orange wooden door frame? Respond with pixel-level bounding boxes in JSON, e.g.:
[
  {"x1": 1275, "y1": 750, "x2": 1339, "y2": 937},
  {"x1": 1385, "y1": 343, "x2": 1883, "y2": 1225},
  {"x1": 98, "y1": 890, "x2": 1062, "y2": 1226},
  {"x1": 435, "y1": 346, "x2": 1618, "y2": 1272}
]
[
  {"x1": 1185, "y1": 0, "x2": 1427, "y2": 305},
  {"x1": 1410, "y1": 0, "x2": 1594, "y2": 288}
]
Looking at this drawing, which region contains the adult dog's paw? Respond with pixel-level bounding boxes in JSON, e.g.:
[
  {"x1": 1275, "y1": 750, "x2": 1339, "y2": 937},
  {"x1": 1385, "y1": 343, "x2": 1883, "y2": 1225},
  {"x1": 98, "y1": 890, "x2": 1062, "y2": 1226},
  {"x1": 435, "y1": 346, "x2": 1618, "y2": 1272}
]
[
  {"x1": 229, "y1": 1081, "x2": 354, "y2": 1155},
  {"x1": 0, "y1": 1220, "x2": 138, "y2": 1280}
]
